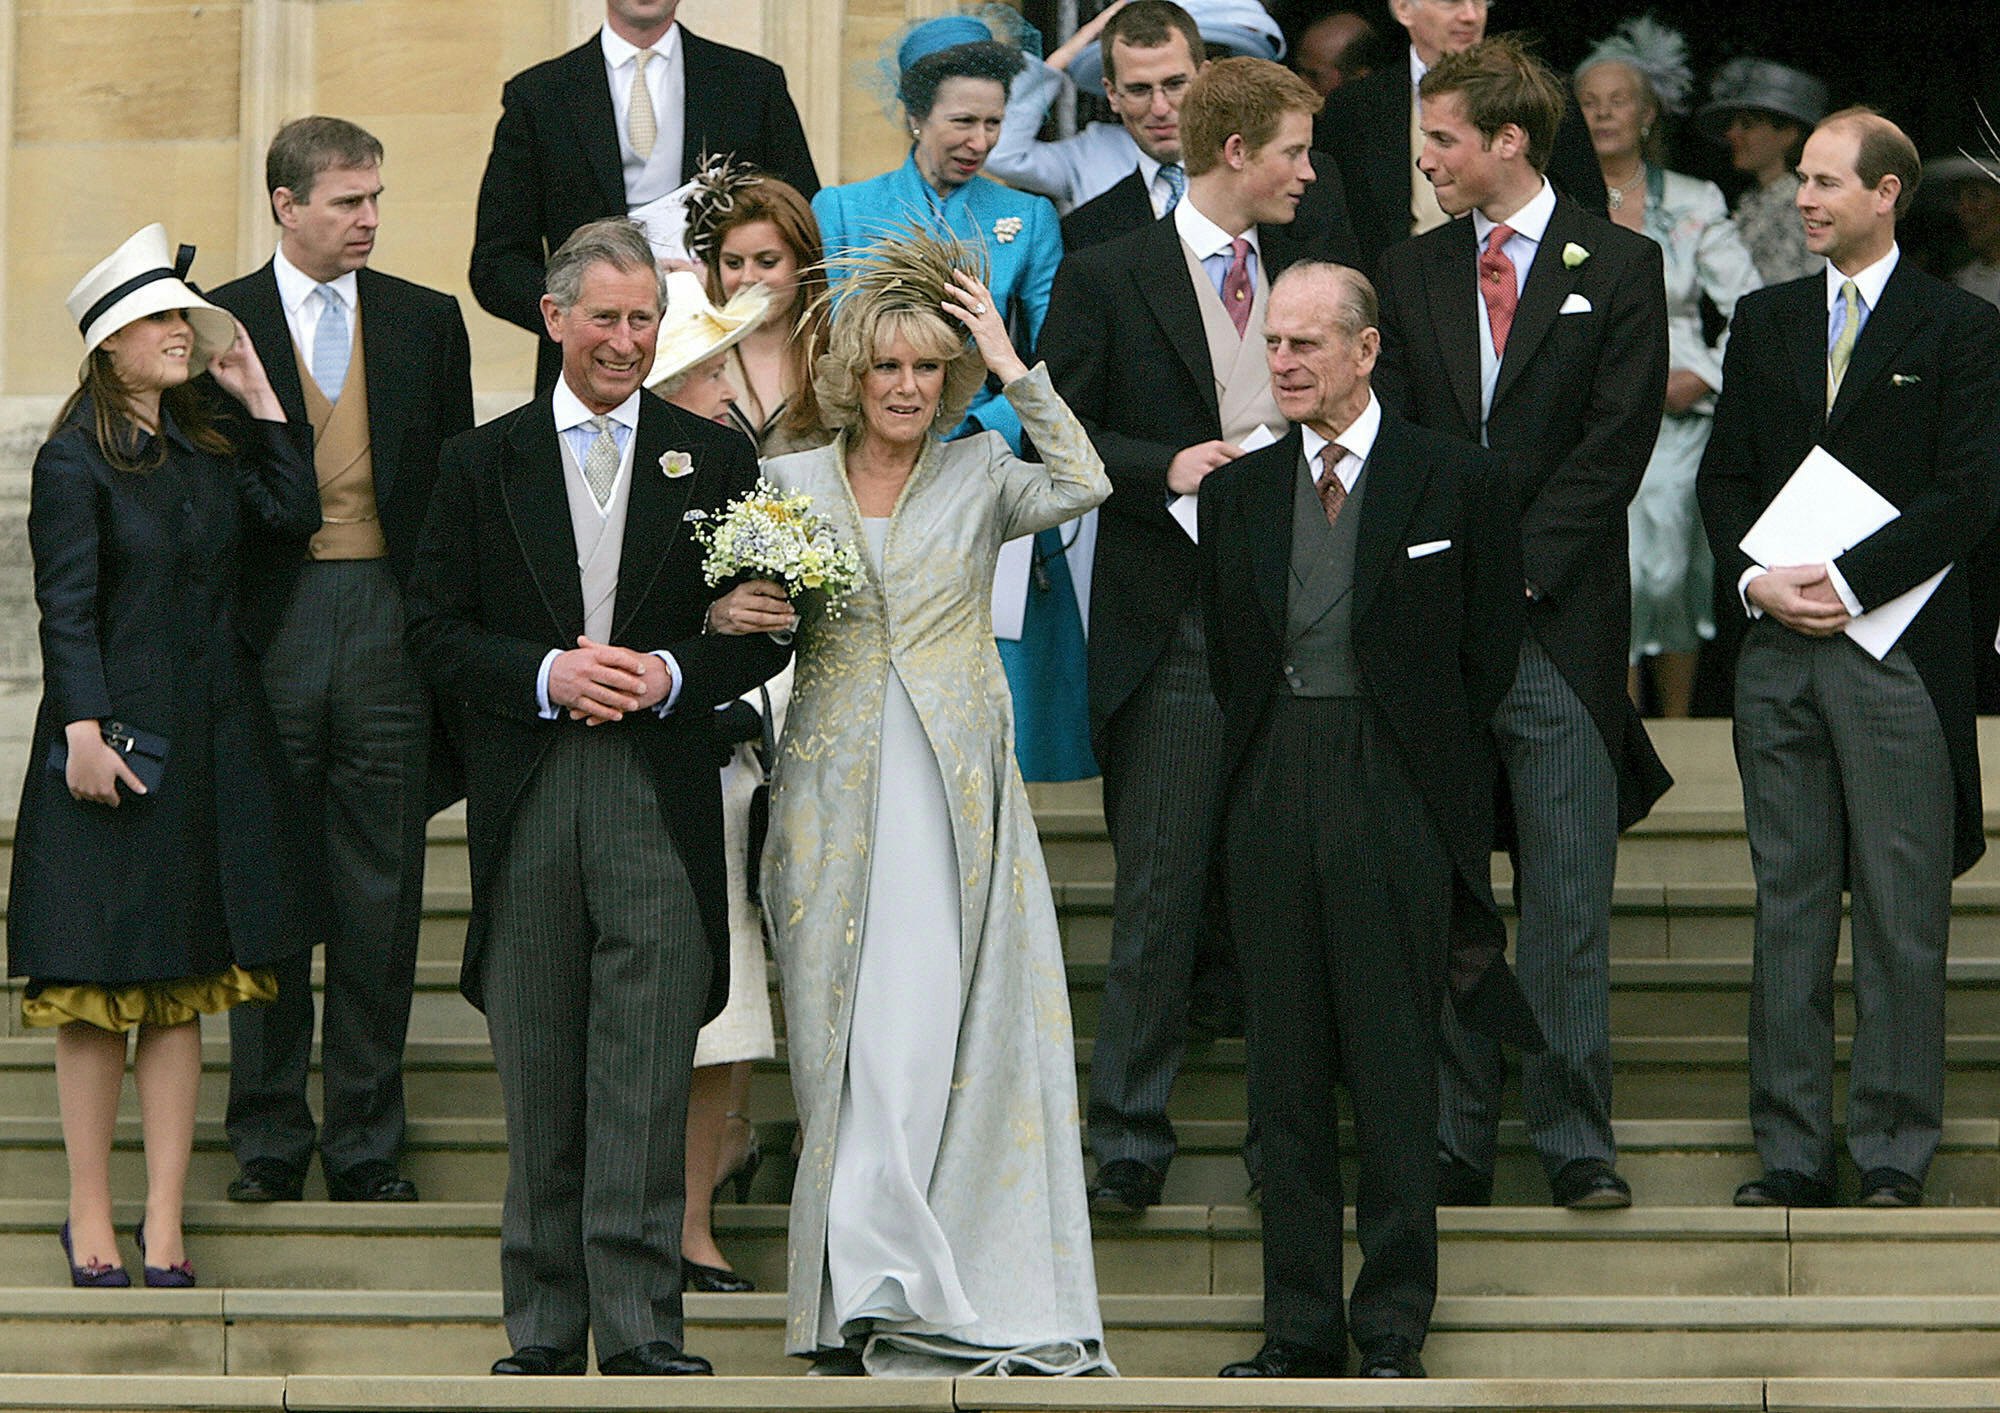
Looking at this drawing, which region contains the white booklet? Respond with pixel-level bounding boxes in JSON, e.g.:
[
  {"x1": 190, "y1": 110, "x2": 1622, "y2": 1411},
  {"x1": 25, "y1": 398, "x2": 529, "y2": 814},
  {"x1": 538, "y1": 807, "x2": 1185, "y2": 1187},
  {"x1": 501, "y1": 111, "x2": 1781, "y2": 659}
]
[
  {"x1": 1739, "y1": 445, "x2": 1948, "y2": 660},
  {"x1": 1169, "y1": 422, "x2": 1281, "y2": 543}
]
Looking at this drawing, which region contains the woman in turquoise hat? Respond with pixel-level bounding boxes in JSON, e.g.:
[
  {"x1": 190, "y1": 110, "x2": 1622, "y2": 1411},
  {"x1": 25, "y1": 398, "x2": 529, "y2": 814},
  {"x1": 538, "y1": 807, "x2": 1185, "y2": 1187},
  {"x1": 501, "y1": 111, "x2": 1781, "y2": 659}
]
[{"x1": 814, "y1": 6, "x2": 1094, "y2": 783}]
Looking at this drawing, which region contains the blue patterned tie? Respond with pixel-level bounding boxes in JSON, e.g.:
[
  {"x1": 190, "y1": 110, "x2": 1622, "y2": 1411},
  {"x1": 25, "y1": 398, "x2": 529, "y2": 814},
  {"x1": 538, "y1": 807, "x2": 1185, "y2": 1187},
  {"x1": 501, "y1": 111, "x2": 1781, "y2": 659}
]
[
  {"x1": 1160, "y1": 163, "x2": 1186, "y2": 214},
  {"x1": 311, "y1": 285, "x2": 350, "y2": 400}
]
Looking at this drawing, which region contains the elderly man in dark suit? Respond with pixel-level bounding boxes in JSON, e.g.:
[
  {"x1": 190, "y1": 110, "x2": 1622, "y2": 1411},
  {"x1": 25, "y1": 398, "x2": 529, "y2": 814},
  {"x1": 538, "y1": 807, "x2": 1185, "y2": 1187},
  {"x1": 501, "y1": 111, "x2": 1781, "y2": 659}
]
[
  {"x1": 470, "y1": 0, "x2": 818, "y2": 392},
  {"x1": 1699, "y1": 110, "x2": 2000, "y2": 1211},
  {"x1": 1200, "y1": 261, "x2": 1532, "y2": 1381},
  {"x1": 406, "y1": 219, "x2": 788, "y2": 1377},
  {"x1": 1316, "y1": 0, "x2": 1605, "y2": 277},
  {"x1": 213, "y1": 117, "x2": 474, "y2": 1208},
  {"x1": 1374, "y1": 37, "x2": 1670, "y2": 1211},
  {"x1": 1042, "y1": 57, "x2": 1357, "y2": 1215}
]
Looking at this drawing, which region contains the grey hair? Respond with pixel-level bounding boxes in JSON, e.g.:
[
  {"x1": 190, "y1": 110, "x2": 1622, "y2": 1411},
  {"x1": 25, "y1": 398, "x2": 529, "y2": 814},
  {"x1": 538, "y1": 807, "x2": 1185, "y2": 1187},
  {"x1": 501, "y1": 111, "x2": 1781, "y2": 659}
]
[
  {"x1": 1272, "y1": 260, "x2": 1377, "y2": 337},
  {"x1": 544, "y1": 218, "x2": 664, "y2": 312}
]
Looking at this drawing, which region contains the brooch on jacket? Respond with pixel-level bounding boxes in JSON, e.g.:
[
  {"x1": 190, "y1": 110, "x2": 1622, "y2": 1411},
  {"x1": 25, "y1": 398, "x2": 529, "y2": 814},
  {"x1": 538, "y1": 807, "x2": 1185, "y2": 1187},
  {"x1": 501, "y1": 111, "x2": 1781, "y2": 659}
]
[{"x1": 993, "y1": 216, "x2": 1024, "y2": 244}]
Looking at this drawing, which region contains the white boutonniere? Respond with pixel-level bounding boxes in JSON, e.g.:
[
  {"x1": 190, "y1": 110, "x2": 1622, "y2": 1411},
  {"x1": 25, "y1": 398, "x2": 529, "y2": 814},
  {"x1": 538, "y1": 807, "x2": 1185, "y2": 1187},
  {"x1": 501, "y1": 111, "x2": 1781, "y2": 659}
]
[
  {"x1": 1891, "y1": 373, "x2": 1922, "y2": 387},
  {"x1": 660, "y1": 450, "x2": 694, "y2": 479},
  {"x1": 1562, "y1": 242, "x2": 1590, "y2": 270},
  {"x1": 993, "y1": 216, "x2": 1024, "y2": 244}
]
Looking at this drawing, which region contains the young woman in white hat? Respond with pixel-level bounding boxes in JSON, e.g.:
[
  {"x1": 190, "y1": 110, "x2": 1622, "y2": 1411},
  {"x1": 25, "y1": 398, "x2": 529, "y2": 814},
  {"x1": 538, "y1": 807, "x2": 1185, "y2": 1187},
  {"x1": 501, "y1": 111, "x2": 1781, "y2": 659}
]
[{"x1": 9, "y1": 225, "x2": 321, "y2": 1287}]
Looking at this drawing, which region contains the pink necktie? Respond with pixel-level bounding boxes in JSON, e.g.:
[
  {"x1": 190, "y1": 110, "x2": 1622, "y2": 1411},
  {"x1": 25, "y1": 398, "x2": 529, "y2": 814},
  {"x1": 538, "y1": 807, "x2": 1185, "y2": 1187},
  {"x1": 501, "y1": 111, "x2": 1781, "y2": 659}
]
[
  {"x1": 1317, "y1": 445, "x2": 1350, "y2": 525},
  {"x1": 1479, "y1": 224, "x2": 1519, "y2": 357},
  {"x1": 1222, "y1": 237, "x2": 1253, "y2": 338}
]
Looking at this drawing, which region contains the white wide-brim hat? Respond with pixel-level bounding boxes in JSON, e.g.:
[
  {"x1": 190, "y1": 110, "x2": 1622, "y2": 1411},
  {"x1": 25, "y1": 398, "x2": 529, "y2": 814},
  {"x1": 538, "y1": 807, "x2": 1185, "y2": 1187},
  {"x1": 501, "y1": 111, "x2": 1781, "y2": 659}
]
[
  {"x1": 66, "y1": 224, "x2": 236, "y2": 375},
  {"x1": 645, "y1": 271, "x2": 772, "y2": 389}
]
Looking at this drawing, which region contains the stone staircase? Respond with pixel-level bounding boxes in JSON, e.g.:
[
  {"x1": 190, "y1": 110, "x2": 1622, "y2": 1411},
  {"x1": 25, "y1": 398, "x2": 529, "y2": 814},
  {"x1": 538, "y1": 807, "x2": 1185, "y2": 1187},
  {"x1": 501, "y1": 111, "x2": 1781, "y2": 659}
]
[{"x1": 1, "y1": 721, "x2": 1999, "y2": 1409}]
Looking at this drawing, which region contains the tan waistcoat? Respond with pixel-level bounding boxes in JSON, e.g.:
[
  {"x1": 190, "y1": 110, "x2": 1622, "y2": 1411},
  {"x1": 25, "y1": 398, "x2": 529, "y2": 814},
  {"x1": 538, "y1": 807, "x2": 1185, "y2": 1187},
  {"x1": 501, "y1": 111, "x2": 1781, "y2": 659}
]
[
  {"x1": 1177, "y1": 237, "x2": 1285, "y2": 446},
  {"x1": 295, "y1": 310, "x2": 386, "y2": 561}
]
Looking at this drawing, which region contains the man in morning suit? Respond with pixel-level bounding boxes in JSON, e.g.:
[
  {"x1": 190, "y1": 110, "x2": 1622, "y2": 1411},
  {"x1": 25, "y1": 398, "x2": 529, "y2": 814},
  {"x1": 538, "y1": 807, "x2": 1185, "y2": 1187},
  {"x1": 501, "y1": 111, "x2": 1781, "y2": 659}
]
[
  {"x1": 214, "y1": 117, "x2": 474, "y2": 1206},
  {"x1": 1374, "y1": 37, "x2": 1670, "y2": 1209},
  {"x1": 406, "y1": 219, "x2": 788, "y2": 1376},
  {"x1": 471, "y1": 0, "x2": 818, "y2": 392},
  {"x1": 1201, "y1": 262, "x2": 1529, "y2": 1380},
  {"x1": 1041, "y1": 57, "x2": 1358, "y2": 1214},
  {"x1": 1316, "y1": 0, "x2": 1606, "y2": 278},
  {"x1": 1698, "y1": 111, "x2": 2000, "y2": 1210}
]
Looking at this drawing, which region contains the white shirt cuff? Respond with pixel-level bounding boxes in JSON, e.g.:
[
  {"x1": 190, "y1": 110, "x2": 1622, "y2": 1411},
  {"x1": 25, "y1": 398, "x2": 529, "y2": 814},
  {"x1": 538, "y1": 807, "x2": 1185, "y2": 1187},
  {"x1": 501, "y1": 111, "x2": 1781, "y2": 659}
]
[
  {"x1": 1737, "y1": 565, "x2": 1767, "y2": 620},
  {"x1": 535, "y1": 648, "x2": 562, "y2": 719},
  {"x1": 1825, "y1": 559, "x2": 1864, "y2": 616},
  {"x1": 651, "y1": 650, "x2": 682, "y2": 716}
]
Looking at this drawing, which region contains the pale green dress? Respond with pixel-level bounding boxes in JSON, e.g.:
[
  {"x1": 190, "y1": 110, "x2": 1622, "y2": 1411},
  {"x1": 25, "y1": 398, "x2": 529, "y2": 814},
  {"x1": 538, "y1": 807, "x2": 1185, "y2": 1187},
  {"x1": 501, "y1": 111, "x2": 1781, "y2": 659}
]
[{"x1": 762, "y1": 364, "x2": 1113, "y2": 1375}]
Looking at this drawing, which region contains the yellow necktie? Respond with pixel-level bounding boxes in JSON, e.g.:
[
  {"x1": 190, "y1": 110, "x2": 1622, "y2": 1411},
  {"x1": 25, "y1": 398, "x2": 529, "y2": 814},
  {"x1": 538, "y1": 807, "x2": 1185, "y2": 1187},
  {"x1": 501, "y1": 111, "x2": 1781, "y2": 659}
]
[
  {"x1": 1827, "y1": 279, "x2": 1860, "y2": 411},
  {"x1": 628, "y1": 49, "x2": 657, "y2": 160}
]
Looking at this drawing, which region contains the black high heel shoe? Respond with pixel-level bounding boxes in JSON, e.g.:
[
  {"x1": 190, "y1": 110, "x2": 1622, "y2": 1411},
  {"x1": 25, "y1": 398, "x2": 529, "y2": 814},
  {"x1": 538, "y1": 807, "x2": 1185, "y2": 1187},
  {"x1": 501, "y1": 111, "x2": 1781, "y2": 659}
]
[
  {"x1": 683, "y1": 1259, "x2": 755, "y2": 1293},
  {"x1": 713, "y1": 1113, "x2": 763, "y2": 1203},
  {"x1": 59, "y1": 1221, "x2": 130, "y2": 1288},
  {"x1": 134, "y1": 1221, "x2": 196, "y2": 1288}
]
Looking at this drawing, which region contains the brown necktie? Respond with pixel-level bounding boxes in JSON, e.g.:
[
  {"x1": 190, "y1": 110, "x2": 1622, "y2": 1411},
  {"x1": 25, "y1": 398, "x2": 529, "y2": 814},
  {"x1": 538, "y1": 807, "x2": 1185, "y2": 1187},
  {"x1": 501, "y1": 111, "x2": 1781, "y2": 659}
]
[
  {"x1": 1479, "y1": 224, "x2": 1519, "y2": 356},
  {"x1": 1317, "y1": 445, "x2": 1350, "y2": 525}
]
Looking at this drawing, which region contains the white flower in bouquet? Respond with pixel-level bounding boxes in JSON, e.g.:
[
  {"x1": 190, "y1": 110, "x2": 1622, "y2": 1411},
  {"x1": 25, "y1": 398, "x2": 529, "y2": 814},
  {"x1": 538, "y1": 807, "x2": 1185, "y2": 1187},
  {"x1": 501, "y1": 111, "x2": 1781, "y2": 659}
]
[{"x1": 688, "y1": 479, "x2": 864, "y2": 617}]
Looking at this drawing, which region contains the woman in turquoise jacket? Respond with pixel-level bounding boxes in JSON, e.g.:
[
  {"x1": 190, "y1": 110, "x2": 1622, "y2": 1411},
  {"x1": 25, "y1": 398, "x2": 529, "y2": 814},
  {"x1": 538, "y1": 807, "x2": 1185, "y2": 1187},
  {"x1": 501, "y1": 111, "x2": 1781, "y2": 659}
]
[{"x1": 813, "y1": 10, "x2": 1094, "y2": 782}]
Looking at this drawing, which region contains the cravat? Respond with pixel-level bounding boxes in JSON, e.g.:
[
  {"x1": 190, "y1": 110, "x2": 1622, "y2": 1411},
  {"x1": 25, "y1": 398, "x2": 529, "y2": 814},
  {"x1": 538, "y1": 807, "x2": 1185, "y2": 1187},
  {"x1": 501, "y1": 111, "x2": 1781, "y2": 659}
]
[
  {"x1": 1316, "y1": 445, "x2": 1350, "y2": 526},
  {"x1": 311, "y1": 285, "x2": 350, "y2": 400},
  {"x1": 1479, "y1": 225, "x2": 1519, "y2": 357},
  {"x1": 582, "y1": 415, "x2": 619, "y2": 507},
  {"x1": 628, "y1": 49, "x2": 658, "y2": 159},
  {"x1": 1827, "y1": 278, "x2": 1862, "y2": 410},
  {"x1": 1159, "y1": 163, "x2": 1186, "y2": 214},
  {"x1": 1222, "y1": 237, "x2": 1253, "y2": 338}
]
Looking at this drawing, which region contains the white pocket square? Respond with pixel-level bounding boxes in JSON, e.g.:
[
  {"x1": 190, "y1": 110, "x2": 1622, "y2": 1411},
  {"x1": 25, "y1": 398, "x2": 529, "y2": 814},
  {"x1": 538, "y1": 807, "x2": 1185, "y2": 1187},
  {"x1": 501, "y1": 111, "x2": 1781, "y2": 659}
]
[
  {"x1": 1559, "y1": 293, "x2": 1593, "y2": 314},
  {"x1": 1407, "y1": 539, "x2": 1452, "y2": 559}
]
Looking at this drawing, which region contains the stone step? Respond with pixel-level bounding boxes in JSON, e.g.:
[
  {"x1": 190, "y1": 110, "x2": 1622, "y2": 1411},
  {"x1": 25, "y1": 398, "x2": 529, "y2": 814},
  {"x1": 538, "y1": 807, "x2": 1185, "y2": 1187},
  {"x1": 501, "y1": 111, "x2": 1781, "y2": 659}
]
[
  {"x1": 18, "y1": 1200, "x2": 2000, "y2": 1300},
  {"x1": 10, "y1": 1289, "x2": 2000, "y2": 1379}
]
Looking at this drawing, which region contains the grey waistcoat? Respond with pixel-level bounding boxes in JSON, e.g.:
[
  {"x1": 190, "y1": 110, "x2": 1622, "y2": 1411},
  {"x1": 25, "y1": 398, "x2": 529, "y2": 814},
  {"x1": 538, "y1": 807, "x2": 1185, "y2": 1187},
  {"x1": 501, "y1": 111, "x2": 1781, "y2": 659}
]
[{"x1": 1282, "y1": 446, "x2": 1366, "y2": 698}]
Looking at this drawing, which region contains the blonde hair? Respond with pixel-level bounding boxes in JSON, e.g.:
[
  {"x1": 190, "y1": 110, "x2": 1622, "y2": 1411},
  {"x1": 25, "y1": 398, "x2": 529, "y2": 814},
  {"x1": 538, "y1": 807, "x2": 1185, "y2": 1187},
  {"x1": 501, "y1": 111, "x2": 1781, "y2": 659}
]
[{"x1": 815, "y1": 304, "x2": 985, "y2": 436}]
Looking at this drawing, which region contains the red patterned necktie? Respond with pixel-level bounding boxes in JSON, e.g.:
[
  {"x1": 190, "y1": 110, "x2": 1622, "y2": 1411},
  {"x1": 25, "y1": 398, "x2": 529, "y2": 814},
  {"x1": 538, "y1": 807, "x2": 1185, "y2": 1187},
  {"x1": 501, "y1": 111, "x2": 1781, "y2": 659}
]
[
  {"x1": 1317, "y1": 445, "x2": 1350, "y2": 525},
  {"x1": 1222, "y1": 236, "x2": 1253, "y2": 338},
  {"x1": 1479, "y1": 224, "x2": 1519, "y2": 356}
]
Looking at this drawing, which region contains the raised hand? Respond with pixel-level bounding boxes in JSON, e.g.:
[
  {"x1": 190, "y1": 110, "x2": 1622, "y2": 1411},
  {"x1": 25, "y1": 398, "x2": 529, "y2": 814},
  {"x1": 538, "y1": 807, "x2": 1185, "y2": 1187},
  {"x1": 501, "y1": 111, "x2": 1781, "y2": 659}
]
[{"x1": 940, "y1": 270, "x2": 1029, "y2": 388}]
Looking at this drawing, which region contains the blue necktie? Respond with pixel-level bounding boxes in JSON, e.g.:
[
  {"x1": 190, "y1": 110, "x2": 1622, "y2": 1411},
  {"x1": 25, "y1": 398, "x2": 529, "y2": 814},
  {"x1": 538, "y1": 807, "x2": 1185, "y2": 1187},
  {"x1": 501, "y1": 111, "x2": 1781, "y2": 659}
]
[
  {"x1": 312, "y1": 285, "x2": 350, "y2": 400},
  {"x1": 1160, "y1": 163, "x2": 1186, "y2": 214}
]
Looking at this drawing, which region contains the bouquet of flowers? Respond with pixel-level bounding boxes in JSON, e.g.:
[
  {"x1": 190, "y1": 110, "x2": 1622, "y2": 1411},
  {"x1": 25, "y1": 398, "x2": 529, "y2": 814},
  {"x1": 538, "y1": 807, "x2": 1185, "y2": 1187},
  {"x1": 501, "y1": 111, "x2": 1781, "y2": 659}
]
[{"x1": 688, "y1": 479, "x2": 864, "y2": 620}]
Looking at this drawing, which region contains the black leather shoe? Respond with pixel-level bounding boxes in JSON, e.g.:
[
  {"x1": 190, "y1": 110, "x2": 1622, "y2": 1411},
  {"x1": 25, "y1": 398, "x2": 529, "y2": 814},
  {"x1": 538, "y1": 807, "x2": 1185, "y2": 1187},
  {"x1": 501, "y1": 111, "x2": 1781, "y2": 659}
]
[
  {"x1": 491, "y1": 1345, "x2": 585, "y2": 1376},
  {"x1": 1357, "y1": 1335, "x2": 1427, "y2": 1377},
  {"x1": 1437, "y1": 1154, "x2": 1493, "y2": 1207},
  {"x1": 1734, "y1": 1168, "x2": 1833, "y2": 1208},
  {"x1": 325, "y1": 1160, "x2": 418, "y2": 1203},
  {"x1": 1551, "y1": 1158, "x2": 1632, "y2": 1210},
  {"x1": 1218, "y1": 1337, "x2": 1344, "y2": 1378},
  {"x1": 227, "y1": 1159, "x2": 304, "y2": 1203},
  {"x1": 684, "y1": 1259, "x2": 755, "y2": 1293},
  {"x1": 599, "y1": 1340, "x2": 714, "y2": 1375},
  {"x1": 1857, "y1": 1167, "x2": 1924, "y2": 1208},
  {"x1": 1088, "y1": 1159, "x2": 1163, "y2": 1215}
]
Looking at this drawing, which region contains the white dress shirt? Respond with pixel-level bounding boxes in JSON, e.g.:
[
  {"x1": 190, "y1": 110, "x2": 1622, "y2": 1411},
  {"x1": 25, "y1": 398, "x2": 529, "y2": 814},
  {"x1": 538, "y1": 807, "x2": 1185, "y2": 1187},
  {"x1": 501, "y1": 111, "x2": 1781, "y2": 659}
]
[
  {"x1": 1739, "y1": 243, "x2": 1902, "y2": 619},
  {"x1": 272, "y1": 246, "x2": 358, "y2": 381},
  {"x1": 1301, "y1": 391, "x2": 1383, "y2": 494},
  {"x1": 536, "y1": 378, "x2": 682, "y2": 717}
]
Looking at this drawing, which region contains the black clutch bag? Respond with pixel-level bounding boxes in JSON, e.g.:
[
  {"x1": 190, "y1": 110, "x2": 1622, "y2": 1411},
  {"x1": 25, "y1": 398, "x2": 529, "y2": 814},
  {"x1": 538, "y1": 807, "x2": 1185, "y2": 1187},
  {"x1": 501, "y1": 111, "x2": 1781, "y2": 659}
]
[{"x1": 47, "y1": 720, "x2": 170, "y2": 795}]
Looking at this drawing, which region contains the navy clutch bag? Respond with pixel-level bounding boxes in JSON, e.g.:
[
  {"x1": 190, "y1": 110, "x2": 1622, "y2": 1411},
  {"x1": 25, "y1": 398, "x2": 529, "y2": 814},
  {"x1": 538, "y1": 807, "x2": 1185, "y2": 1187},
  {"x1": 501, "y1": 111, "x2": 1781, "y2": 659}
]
[{"x1": 47, "y1": 720, "x2": 169, "y2": 795}]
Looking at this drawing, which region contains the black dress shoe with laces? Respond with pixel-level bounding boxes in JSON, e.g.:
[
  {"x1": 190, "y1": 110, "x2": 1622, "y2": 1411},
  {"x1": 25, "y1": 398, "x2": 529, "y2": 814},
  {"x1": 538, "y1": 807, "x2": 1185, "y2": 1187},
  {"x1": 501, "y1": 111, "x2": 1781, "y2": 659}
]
[
  {"x1": 599, "y1": 1340, "x2": 714, "y2": 1375},
  {"x1": 227, "y1": 1159, "x2": 304, "y2": 1203},
  {"x1": 1733, "y1": 1168, "x2": 1833, "y2": 1208},
  {"x1": 1857, "y1": 1167, "x2": 1924, "y2": 1208},
  {"x1": 490, "y1": 1345, "x2": 585, "y2": 1376},
  {"x1": 1217, "y1": 1337, "x2": 1345, "y2": 1378},
  {"x1": 1357, "y1": 1335, "x2": 1427, "y2": 1377},
  {"x1": 1551, "y1": 1158, "x2": 1632, "y2": 1210},
  {"x1": 325, "y1": 1160, "x2": 418, "y2": 1203},
  {"x1": 1088, "y1": 1158, "x2": 1163, "y2": 1215}
]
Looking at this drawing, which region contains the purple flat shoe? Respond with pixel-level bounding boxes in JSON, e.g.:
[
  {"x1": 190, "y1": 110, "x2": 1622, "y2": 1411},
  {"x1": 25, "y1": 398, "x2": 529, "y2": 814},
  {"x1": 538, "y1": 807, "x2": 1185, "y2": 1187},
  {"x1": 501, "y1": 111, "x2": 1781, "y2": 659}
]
[
  {"x1": 134, "y1": 1222, "x2": 196, "y2": 1288},
  {"x1": 59, "y1": 1221, "x2": 130, "y2": 1288}
]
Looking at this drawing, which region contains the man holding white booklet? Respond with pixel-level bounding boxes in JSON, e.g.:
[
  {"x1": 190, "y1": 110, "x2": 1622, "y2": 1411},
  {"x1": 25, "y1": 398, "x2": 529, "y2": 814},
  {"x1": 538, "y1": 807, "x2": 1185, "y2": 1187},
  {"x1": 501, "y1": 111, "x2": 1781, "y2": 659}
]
[{"x1": 1698, "y1": 108, "x2": 2000, "y2": 1211}]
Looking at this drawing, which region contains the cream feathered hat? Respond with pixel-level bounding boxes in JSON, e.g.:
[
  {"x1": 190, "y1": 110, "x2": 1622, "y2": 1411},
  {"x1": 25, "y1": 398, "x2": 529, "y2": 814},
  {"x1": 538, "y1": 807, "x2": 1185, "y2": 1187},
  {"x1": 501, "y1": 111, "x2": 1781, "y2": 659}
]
[
  {"x1": 645, "y1": 270, "x2": 771, "y2": 389},
  {"x1": 66, "y1": 224, "x2": 236, "y2": 375}
]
